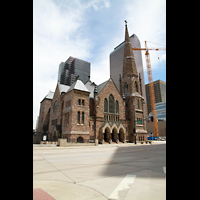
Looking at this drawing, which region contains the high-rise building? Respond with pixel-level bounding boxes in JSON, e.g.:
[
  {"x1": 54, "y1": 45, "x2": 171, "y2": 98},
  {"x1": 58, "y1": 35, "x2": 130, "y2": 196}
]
[
  {"x1": 145, "y1": 80, "x2": 166, "y2": 114},
  {"x1": 110, "y1": 33, "x2": 147, "y2": 118},
  {"x1": 58, "y1": 56, "x2": 90, "y2": 86}
]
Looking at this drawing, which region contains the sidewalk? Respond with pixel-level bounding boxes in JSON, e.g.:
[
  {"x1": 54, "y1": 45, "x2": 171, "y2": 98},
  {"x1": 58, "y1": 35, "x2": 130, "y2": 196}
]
[{"x1": 33, "y1": 141, "x2": 166, "y2": 150}]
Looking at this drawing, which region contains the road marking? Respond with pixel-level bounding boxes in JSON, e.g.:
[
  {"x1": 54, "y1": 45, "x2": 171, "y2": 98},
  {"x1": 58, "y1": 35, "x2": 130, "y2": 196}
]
[
  {"x1": 163, "y1": 167, "x2": 166, "y2": 174},
  {"x1": 108, "y1": 174, "x2": 136, "y2": 200}
]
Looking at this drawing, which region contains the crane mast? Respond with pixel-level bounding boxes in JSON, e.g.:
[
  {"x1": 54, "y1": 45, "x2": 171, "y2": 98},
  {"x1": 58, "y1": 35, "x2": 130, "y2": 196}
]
[
  {"x1": 144, "y1": 41, "x2": 159, "y2": 137},
  {"x1": 132, "y1": 41, "x2": 165, "y2": 137}
]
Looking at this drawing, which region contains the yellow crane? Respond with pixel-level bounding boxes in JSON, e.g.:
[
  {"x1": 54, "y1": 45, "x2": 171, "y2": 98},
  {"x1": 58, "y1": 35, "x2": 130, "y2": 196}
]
[{"x1": 132, "y1": 41, "x2": 166, "y2": 137}]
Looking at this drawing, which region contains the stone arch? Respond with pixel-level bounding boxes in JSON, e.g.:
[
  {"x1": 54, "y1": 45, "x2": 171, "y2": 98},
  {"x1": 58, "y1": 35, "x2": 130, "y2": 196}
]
[
  {"x1": 119, "y1": 127, "x2": 125, "y2": 142},
  {"x1": 111, "y1": 127, "x2": 118, "y2": 142},
  {"x1": 111, "y1": 123, "x2": 119, "y2": 133},
  {"x1": 77, "y1": 136, "x2": 84, "y2": 143},
  {"x1": 104, "y1": 127, "x2": 111, "y2": 143},
  {"x1": 101, "y1": 122, "x2": 112, "y2": 133},
  {"x1": 118, "y1": 123, "x2": 126, "y2": 133}
]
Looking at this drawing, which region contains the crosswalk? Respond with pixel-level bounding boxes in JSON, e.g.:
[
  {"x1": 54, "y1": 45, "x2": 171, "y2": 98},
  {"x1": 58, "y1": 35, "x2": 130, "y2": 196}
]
[
  {"x1": 107, "y1": 167, "x2": 166, "y2": 200},
  {"x1": 109, "y1": 174, "x2": 137, "y2": 199}
]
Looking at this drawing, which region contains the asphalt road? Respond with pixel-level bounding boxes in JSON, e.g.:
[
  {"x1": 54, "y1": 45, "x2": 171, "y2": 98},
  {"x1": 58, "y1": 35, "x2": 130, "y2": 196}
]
[{"x1": 33, "y1": 142, "x2": 166, "y2": 200}]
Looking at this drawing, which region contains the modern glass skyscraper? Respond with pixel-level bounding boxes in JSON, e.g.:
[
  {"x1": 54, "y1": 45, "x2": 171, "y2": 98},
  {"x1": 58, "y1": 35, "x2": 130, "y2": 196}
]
[
  {"x1": 110, "y1": 34, "x2": 148, "y2": 118},
  {"x1": 58, "y1": 57, "x2": 90, "y2": 86}
]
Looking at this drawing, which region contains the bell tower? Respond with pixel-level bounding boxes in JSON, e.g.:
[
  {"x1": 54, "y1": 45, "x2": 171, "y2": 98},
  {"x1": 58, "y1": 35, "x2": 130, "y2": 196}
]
[{"x1": 121, "y1": 21, "x2": 147, "y2": 142}]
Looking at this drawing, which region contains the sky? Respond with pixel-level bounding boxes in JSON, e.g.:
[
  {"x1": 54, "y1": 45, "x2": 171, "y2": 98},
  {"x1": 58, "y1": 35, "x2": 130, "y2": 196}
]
[{"x1": 33, "y1": 0, "x2": 166, "y2": 128}]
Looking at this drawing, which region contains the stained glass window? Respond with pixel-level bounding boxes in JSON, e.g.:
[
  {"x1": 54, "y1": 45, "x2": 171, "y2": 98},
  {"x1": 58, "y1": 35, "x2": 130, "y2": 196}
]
[
  {"x1": 109, "y1": 94, "x2": 114, "y2": 113},
  {"x1": 116, "y1": 100, "x2": 119, "y2": 114},
  {"x1": 104, "y1": 98, "x2": 108, "y2": 113}
]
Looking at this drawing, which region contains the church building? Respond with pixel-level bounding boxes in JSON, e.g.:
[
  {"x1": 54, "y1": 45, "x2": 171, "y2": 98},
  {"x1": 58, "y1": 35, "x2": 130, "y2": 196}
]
[{"x1": 37, "y1": 23, "x2": 147, "y2": 144}]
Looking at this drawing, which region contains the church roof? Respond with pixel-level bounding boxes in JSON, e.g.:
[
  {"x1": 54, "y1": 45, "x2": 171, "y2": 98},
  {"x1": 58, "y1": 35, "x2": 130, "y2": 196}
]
[
  {"x1": 58, "y1": 83, "x2": 70, "y2": 94},
  {"x1": 40, "y1": 91, "x2": 54, "y2": 102},
  {"x1": 97, "y1": 79, "x2": 109, "y2": 94},
  {"x1": 85, "y1": 81, "x2": 96, "y2": 98},
  {"x1": 67, "y1": 79, "x2": 90, "y2": 93}
]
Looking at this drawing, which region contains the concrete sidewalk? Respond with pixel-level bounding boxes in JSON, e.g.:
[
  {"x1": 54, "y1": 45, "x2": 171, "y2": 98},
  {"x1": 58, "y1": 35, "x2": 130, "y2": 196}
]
[
  {"x1": 33, "y1": 141, "x2": 166, "y2": 199},
  {"x1": 33, "y1": 141, "x2": 166, "y2": 150}
]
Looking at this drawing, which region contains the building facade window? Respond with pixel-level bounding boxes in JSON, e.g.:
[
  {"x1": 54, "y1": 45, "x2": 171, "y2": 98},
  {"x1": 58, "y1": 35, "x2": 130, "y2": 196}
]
[
  {"x1": 78, "y1": 99, "x2": 81, "y2": 105},
  {"x1": 77, "y1": 111, "x2": 80, "y2": 124},
  {"x1": 109, "y1": 94, "x2": 114, "y2": 113},
  {"x1": 104, "y1": 98, "x2": 108, "y2": 113},
  {"x1": 53, "y1": 100, "x2": 58, "y2": 112},
  {"x1": 116, "y1": 100, "x2": 119, "y2": 114},
  {"x1": 82, "y1": 112, "x2": 84, "y2": 124},
  {"x1": 82, "y1": 100, "x2": 84, "y2": 106},
  {"x1": 124, "y1": 83, "x2": 128, "y2": 96},
  {"x1": 135, "y1": 81, "x2": 138, "y2": 92}
]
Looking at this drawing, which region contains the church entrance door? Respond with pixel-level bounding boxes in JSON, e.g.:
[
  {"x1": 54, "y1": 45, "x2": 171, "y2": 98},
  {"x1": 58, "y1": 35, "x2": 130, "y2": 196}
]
[
  {"x1": 119, "y1": 128, "x2": 124, "y2": 142},
  {"x1": 104, "y1": 127, "x2": 110, "y2": 142},
  {"x1": 112, "y1": 128, "x2": 118, "y2": 142}
]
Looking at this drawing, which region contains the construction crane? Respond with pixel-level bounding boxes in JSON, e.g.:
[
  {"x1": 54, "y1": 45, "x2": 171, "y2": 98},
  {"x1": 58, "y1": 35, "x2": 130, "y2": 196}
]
[{"x1": 132, "y1": 41, "x2": 166, "y2": 138}]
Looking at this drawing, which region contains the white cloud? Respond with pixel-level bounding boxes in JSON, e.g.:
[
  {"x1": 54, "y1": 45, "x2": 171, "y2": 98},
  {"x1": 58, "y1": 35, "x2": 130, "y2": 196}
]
[
  {"x1": 33, "y1": 0, "x2": 165, "y2": 128},
  {"x1": 123, "y1": 0, "x2": 166, "y2": 71}
]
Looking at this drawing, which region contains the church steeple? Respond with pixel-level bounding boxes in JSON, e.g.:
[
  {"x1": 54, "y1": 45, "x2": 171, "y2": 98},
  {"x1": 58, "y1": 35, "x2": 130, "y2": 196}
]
[
  {"x1": 122, "y1": 21, "x2": 138, "y2": 79},
  {"x1": 121, "y1": 21, "x2": 147, "y2": 144}
]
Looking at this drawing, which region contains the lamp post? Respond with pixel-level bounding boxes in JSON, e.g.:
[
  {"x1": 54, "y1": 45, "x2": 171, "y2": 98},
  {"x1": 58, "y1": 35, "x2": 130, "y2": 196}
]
[{"x1": 133, "y1": 105, "x2": 137, "y2": 144}]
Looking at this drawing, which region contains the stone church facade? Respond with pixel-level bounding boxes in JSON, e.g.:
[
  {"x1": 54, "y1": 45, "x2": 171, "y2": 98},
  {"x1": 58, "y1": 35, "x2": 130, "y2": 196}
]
[{"x1": 37, "y1": 24, "x2": 147, "y2": 144}]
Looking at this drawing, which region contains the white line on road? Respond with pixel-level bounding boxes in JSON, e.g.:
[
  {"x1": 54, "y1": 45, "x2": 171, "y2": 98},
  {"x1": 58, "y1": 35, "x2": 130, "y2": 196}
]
[{"x1": 108, "y1": 174, "x2": 136, "y2": 200}]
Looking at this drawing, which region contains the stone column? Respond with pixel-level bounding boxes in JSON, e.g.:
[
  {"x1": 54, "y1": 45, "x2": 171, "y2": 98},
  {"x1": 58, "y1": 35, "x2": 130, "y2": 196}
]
[
  {"x1": 110, "y1": 133, "x2": 112, "y2": 144},
  {"x1": 116, "y1": 133, "x2": 119, "y2": 143},
  {"x1": 102, "y1": 132, "x2": 104, "y2": 144},
  {"x1": 123, "y1": 133, "x2": 126, "y2": 143}
]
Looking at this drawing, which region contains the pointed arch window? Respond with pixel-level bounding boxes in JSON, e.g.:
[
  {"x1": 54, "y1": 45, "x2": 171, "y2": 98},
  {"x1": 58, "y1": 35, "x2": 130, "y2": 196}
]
[
  {"x1": 104, "y1": 98, "x2": 108, "y2": 113},
  {"x1": 124, "y1": 82, "x2": 128, "y2": 96},
  {"x1": 138, "y1": 99, "x2": 140, "y2": 109},
  {"x1": 116, "y1": 100, "x2": 119, "y2": 114},
  {"x1": 109, "y1": 94, "x2": 114, "y2": 113},
  {"x1": 135, "y1": 81, "x2": 138, "y2": 92}
]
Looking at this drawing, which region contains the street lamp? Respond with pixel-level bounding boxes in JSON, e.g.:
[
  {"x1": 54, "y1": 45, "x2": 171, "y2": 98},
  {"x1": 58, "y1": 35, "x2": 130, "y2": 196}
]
[{"x1": 133, "y1": 105, "x2": 137, "y2": 144}]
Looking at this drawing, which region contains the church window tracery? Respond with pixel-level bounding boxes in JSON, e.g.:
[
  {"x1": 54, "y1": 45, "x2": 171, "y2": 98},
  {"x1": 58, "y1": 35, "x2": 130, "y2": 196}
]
[
  {"x1": 104, "y1": 98, "x2": 108, "y2": 113},
  {"x1": 109, "y1": 94, "x2": 114, "y2": 113}
]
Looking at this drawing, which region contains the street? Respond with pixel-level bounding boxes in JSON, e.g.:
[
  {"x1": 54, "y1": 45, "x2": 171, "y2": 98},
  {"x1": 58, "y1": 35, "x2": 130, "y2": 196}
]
[{"x1": 33, "y1": 142, "x2": 166, "y2": 200}]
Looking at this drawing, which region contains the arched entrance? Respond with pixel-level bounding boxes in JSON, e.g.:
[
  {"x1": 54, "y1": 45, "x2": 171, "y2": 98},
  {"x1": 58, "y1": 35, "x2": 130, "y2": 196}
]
[
  {"x1": 104, "y1": 127, "x2": 110, "y2": 142},
  {"x1": 77, "y1": 136, "x2": 84, "y2": 143},
  {"x1": 119, "y1": 128, "x2": 125, "y2": 142},
  {"x1": 112, "y1": 127, "x2": 118, "y2": 142}
]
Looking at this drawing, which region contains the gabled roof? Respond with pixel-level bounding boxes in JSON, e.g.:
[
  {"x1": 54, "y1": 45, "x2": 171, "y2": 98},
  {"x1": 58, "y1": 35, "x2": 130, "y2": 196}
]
[
  {"x1": 97, "y1": 79, "x2": 109, "y2": 94},
  {"x1": 84, "y1": 78, "x2": 120, "y2": 99},
  {"x1": 67, "y1": 79, "x2": 90, "y2": 93},
  {"x1": 40, "y1": 91, "x2": 54, "y2": 102},
  {"x1": 85, "y1": 81, "x2": 96, "y2": 98},
  {"x1": 58, "y1": 83, "x2": 70, "y2": 94}
]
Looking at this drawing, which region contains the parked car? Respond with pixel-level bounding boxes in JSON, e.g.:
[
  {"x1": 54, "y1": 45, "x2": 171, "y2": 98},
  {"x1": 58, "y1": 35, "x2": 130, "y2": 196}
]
[{"x1": 156, "y1": 137, "x2": 165, "y2": 141}]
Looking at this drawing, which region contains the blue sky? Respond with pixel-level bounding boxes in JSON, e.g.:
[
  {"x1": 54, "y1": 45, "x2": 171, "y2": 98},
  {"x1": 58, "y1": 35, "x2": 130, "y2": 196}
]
[{"x1": 33, "y1": 0, "x2": 166, "y2": 128}]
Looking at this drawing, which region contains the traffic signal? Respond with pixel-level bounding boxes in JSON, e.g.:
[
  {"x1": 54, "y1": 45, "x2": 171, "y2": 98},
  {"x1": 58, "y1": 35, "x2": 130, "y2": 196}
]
[
  {"x1": 150, "y1": 116, "x2": 154, "y2": 122},
  {"x1": 133, "y1": 128, "x2": 135, "y2": 133}
]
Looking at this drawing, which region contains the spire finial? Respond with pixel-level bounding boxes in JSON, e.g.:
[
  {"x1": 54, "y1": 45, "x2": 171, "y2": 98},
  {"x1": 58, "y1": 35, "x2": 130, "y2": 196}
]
[{"x1": 124, "y1": 20, "x2": 127, "y2": 26}]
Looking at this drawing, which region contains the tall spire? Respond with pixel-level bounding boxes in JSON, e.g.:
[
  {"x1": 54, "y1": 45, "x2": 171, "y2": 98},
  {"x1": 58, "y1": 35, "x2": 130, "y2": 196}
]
[{"x1": 122, "y1": 21, "x2": 138, "y2": 78}]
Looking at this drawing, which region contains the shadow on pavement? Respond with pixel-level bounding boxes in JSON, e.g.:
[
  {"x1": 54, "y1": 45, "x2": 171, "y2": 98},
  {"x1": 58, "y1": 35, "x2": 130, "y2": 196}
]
[{"x1": 101, "y1": 143, "x2": 166, "y2": 179}]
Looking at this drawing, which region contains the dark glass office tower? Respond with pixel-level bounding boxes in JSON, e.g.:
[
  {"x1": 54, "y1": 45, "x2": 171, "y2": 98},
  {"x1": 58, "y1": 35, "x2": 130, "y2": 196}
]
[
  {"x1": 145, "y1": 80, "x2": 166, "y2": 115},
  {"x1": 110, "y1": 34, "x2": 148, "y2": 118},
  {"x1": 58, "y1": 57, "x2": 90, "y2": 86}
]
